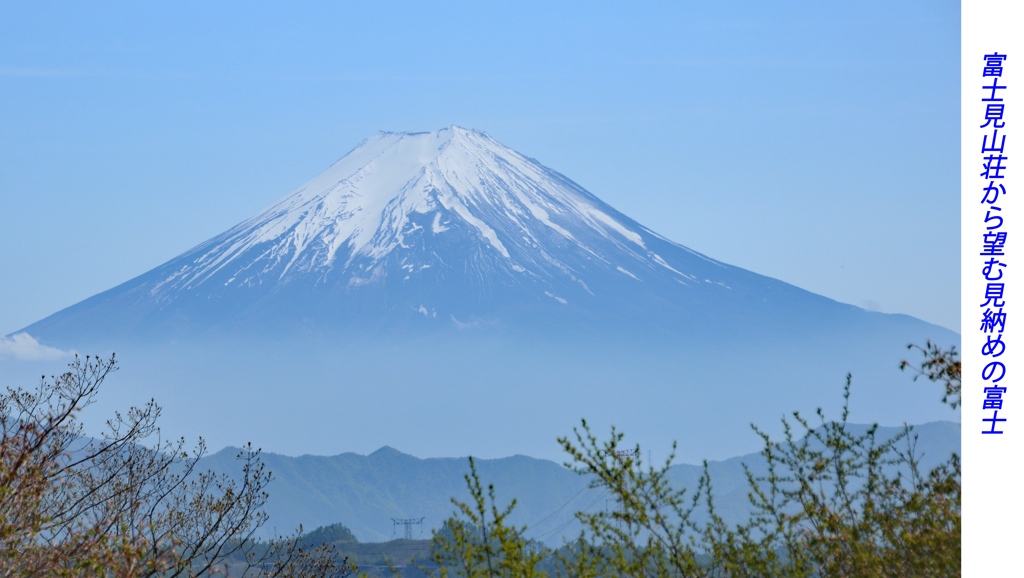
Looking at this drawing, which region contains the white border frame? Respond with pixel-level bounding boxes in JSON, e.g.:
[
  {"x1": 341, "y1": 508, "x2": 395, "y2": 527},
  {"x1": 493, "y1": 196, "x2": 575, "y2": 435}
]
[{"x1": 963, "y1": 2, "x2": 1022, "y2": 573}]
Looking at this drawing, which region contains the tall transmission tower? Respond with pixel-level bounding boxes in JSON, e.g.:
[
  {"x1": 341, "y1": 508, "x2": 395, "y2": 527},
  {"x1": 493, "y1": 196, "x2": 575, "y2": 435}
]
[{"x1": 391, "y1": 517, "x2": 425, "y2": 540}]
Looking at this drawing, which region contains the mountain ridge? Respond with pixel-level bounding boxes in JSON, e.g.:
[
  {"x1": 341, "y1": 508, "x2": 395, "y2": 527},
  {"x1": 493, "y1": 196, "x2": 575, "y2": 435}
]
[
  {"x1": 18, "y1": 126, "x2": 903, "y2": 346},
  {"x1": 201, "y1": 421, "x2": 961, "y2": 545}
]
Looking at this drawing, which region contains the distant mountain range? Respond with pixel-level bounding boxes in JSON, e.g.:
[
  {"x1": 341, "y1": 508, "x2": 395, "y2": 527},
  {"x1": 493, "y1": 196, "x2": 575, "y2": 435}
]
[
  {"x1": 199, "y1": 421, "x2": 960, "y2": 545},
  {"x1": 7, "y1": 126, "x2": 960, "y2": 464}
]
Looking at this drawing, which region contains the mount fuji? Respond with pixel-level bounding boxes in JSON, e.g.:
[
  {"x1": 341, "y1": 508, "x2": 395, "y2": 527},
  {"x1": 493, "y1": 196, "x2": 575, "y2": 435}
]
[
  {"x1": 23, "y1": 127, "x2": 917, "y2": 344},
  {"x1": 12, "y1": 127, "x2": 959, "y2": 463}
]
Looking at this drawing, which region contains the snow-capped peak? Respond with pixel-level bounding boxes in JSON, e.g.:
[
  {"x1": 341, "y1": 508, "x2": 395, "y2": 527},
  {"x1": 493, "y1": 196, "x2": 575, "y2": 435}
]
[
  {"x1": 22, "y1": 126, "x2": 899, "y2": 344},
  {"x1": 164, "y1": 126, "x2": 700, "y2": 294}
]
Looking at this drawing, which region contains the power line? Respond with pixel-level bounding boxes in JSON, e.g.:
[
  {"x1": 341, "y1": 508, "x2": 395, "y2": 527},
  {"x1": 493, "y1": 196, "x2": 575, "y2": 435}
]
[
  {"x1": 528, "y1": 483, "x2": 591, "y2": 530},
  {"x1": 536, "y1": 489, "x2": 608, "y2": 543}
]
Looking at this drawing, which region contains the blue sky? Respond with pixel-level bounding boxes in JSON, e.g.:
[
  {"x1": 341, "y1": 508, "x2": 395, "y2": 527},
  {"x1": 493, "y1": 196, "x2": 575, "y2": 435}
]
[{"x1": 1, "y1": 1, "x2": 960, "y2": 334}]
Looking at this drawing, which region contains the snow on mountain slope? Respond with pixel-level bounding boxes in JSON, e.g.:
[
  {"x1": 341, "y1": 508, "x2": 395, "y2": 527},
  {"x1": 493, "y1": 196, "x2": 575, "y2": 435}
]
[
  {"x1": 20, "y1": 126, "x2": 906, "y2": 343},
  {"x1": 162, "y1": 127, "x2": 705, "y2": 294}
]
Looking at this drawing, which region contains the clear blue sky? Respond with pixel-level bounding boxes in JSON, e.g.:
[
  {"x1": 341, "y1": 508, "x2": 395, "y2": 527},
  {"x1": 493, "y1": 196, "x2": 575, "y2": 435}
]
[{"x1": 1, "y1": 1, "x2": 960, "y2": 334}]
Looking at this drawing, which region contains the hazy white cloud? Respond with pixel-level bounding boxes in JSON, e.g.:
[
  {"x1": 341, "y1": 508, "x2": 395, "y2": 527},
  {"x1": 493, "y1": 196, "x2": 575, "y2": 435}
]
[
  {"x1": 450, "y1": 315, "x2": 480, "y2": 329},
  {"x1": 862, "y1": 299, "x2": 882, "y2": 312},
  {"x1": 450, "y1": 315, "x2": 500, "y2": 330},
  {"x1": 0, "y1": 333, "x2": 74, "y2": 361}
]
